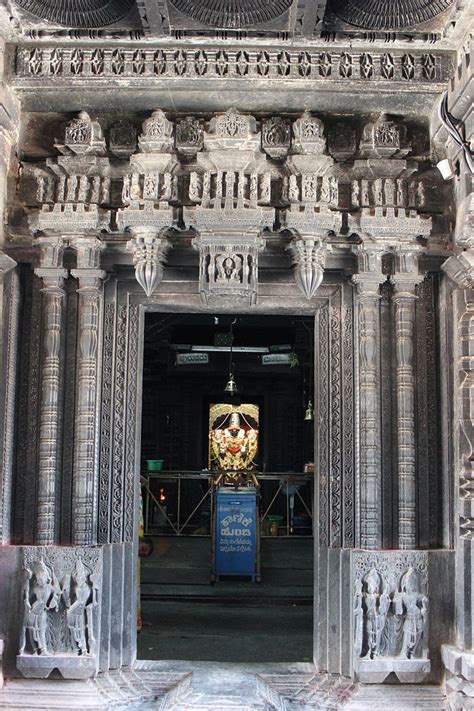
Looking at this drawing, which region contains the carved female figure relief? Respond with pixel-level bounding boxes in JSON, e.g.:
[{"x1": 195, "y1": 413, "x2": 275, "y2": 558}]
[
  {"x1": 362, "y1": 568, "x2": 389, "y2": 659},
  {"x1": 394, "y1": 567, "x2": 428, "y2": 659},
  {"x1": 19, "y1": 560, "x2": 60, "y2": 656},
  {"x1": 62, "y1": 559, "x2": 98, "y2": 656}
]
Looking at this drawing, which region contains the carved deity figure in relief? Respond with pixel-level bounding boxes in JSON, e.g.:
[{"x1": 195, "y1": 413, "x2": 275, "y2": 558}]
[
  {"x1": 289, "y1": 175, "x2": 299, "y2": 203},
  {"x1": 62, "y1": 559, "x2": 98, "y2": 656},
  {"x1": 384, "y1": 179, "x2": 395, "y2": 206},
  {"x1": 189, "y1": 172, "x2": 201, "y2": 202},
  {"x1": 363, "y1": 568, "x2": 390, "y2": 659},
  {"x1": 122, "y1": 174, "x2": 131, "y2": 204},
  {"x1": 215, "y1": 253, "x2": 243, "y2": 283},
  {"x1": 396, "y1": 179, "x2": 406, "y2": 207},
  {"x1": 66, "y1": 114, "x2": 91, "y2": 146},
  {"x1": 19, "y1": 560, "x2": 60, "y2": 656},
  {"x1": 373, "y1": 179, "x2": 384, "y2": 206},
  {"x1": 361, "y1": 180, "x2": 370, "y2": 207},
  {"x1": 351, "y1": 180, "x2": 360, "y2": 207},
  {"x1": 394, "y1": 567, "x2": 428, "y2": 659}
]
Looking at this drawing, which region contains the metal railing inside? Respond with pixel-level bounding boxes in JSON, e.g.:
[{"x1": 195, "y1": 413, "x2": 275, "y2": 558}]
[{"x1": 142, "y1": 471, "x2": 313, "y2": 538}]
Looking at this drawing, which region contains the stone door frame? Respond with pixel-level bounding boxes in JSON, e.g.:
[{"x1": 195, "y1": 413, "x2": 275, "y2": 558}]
[{"x1": 98, "y1": 271, "x2": 356, "y2": 664}]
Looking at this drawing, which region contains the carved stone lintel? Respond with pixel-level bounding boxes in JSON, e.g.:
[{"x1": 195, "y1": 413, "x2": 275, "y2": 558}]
[
  {"x1": 352, "y1": 249, "x2": 384, "y2": 549},
  {"x1": 127, "y1": 231, "x2": 171, "y2": 297},
  {"x1": 288, "y1": 236, "x2": 327, "y2": 300}
]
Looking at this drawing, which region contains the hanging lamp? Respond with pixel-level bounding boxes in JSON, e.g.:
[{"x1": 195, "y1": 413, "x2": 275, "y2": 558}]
[
  {"x1": 303, "y1": 321, "x2": 314, "y2": 421},
  {"x1": 224, "y1": 318, "x2": 239, "y2": 396}
]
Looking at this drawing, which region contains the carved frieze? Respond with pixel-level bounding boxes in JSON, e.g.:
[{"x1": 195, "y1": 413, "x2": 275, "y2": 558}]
[{"x1": 16, "y1": 46, "x2": 452, "y2": 86}]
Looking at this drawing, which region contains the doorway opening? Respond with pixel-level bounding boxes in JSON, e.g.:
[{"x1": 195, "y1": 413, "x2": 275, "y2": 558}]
[{"x1": 138, "y1": 312, "x2": 315, "y2": 663}]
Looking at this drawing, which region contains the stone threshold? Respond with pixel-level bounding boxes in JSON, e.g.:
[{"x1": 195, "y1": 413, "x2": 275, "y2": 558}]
[{"x1": 0, "y1": 659, "x2": 447, "y2": 710}]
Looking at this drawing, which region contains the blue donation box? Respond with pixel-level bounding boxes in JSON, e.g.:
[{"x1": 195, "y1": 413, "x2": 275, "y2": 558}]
[{"x1": 214, "y1": 487, "x2": 259, "y2": 582}]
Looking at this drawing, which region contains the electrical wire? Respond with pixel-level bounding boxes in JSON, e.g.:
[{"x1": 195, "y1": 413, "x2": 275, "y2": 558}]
[{"x1": 438, "y1": 92, "x2": 474, "y2": 175}]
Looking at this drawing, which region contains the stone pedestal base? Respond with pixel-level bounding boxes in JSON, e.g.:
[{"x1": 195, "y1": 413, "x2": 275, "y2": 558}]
[
  {"x1": 443, "y1": 645, "x2": 474, "y2": 710},
  {"x1": 17, "y1": 653, "x2": 97, "y2": 680},
  {"x1": 315, "y1": 548, "x2": 454, "y2": 683},
  {"x1": 354, "y1": 657, "x2": 431, "y2": 684}
]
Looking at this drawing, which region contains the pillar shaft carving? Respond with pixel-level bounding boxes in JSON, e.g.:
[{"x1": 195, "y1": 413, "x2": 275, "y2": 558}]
[
  {"x1": 392, "y1": 262, "x2": 423, "y2": 550},
  {"x1": 353, "y1": 247, "x2": 384, "y2": 549},
  {"x1": 71, "y1": 239, "x2": 105, "y2": 546},
  {"x1": 34, "y1": 242, "x2": 67, "y2": 544}
]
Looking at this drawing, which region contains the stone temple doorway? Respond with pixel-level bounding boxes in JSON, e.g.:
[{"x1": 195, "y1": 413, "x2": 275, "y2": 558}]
[{"x1": 137, "y1": 312, "x2": 315, "y2": 662}]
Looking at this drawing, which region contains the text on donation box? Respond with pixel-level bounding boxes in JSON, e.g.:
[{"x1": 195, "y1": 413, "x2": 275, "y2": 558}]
[{"x1": 215, "y1": 490, "x2": 257, "y2": 576}]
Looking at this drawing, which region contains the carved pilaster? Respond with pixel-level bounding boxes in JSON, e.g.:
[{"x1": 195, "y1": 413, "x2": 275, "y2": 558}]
[
  {"x1": 392, "y1": 251, "x2": 424, "y2": 550},
  {"x1": 34, "y1": 237, "x2": 67, "y2": 545},
  {"x1": 0, "y1": 254, "x2": 18, "y2": 544},
  {"x1": 352, "y1": 246, "x2": 385, "y2": 549},
  {"x1": 127, "y1": 229, "x2": 170, "y2": 298},
  {"x1": 352, "y1": 247, "x2": 384, "y2": 549},
  {"x1": 70, "y1": 238, "x2": 105, "y2": 546}
]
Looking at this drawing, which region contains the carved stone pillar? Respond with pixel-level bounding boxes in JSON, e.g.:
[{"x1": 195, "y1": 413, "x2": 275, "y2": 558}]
[
  {"x1": 70, "y1": 238, "x2": 105, "y2": 546},
  {"x1": 127, "y1": 228, "x2": 170, "y2": 297},
  {"x1": 392, "y1": 251, "x2": 424, "y2": 550},
  {"x1": 34, "y1": 238, "x2": 67, "y2": 545},
  {"x1": 352, "y1": 247, "x2": 384, "y2": 549}
]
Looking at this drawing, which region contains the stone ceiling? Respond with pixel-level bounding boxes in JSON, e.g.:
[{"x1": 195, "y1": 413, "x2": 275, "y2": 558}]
[{"x1": 4, "y1": 0, "x2": 466, "y2": 44}]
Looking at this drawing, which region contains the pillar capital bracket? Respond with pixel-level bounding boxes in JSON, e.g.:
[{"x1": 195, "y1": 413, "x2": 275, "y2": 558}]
[{"x1": 442, "y1": 251, "x2": 474, "y2": 290}]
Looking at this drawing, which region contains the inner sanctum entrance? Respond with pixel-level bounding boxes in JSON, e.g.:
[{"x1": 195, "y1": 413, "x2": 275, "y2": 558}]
[{"x1": 137, "y1": 312, "x2": 315, "y2": 662}]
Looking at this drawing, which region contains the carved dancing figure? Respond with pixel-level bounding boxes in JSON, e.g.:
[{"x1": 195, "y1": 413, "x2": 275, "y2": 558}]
[
  {"x1": 62, "y1": 559, "x2": 98, "y2": 656},
  {"x1": 394, "y1": 567, "x2": 428, "y2": 659},
  {"x1": 363, "y1": 568, "x2": 390, "y2": 659},
  {"x1": 19, "y1": 560, "x2": 60, "y2": 656}
]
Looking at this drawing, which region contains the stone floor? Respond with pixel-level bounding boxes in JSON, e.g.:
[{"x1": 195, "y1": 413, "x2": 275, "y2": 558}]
[{"x1": 138, "y1": 536, "x2": 313, "y2": 662}]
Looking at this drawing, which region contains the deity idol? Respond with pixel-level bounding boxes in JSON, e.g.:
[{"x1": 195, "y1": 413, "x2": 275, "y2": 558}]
[{"x1": 210, "y1": 411, "x2": 258, "y2": 471}]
